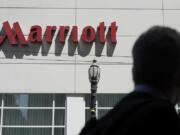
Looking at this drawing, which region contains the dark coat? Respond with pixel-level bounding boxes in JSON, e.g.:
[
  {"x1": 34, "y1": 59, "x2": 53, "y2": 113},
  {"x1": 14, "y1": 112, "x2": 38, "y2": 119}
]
[{"x1": 80, "y1": 91, "x2": 180, "y2": 135}]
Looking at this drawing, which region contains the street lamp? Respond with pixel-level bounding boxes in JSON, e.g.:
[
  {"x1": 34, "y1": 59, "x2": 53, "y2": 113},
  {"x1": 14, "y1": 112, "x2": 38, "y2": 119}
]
[{"x1": 88, "y1": 60, "x2": 100, "y2": 119}]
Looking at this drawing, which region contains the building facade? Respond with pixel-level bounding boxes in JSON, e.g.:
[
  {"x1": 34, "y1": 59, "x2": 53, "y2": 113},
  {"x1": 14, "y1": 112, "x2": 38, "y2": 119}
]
[{"x1": 0, "y1": 0, "x2": 180, "y2": 135}]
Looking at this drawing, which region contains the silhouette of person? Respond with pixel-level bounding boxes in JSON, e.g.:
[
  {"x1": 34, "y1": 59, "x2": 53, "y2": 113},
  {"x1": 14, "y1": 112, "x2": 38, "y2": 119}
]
[{"x1": 80, "y1": 26, "x2": 180, "y2": 135}]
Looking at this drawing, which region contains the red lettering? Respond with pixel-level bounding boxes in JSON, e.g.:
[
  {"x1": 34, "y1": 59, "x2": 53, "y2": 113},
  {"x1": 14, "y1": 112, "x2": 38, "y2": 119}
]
[
  {"x1": 98, "y1": 22, "x2": 106, "y2": 44},
  {"x1": 72, "y1": 26, "x2": 78, "y2": 43},
  {"x1": 28, "y1": 25, "x2": 42, "y2": 43},
  {"x1": 46, "y1": 26, "x2": 57, "y2": 43},
  {"x1": 0, "y1": 34, "x2": 6, "y2": 45},
  {"x1": 59, "y1": 26, "x2": 69, "y2": 43},
  {"x1": 0, "y1": 21, "x2": 27, "y2": 45},
  {"x1": 0, "y1": 21, "x2": 118, "y2": 54},
  {"x1": 110, "y1": 22, "x2": 118, "y2": 43},
  {"x1": 82, "y1": 26, "x2": 96, "y2": 43}
]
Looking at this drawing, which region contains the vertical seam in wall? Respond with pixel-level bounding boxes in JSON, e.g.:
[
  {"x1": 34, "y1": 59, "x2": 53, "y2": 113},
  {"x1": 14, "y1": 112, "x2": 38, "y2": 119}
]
[
  {"x1": 162, "y1": 0, "x2": 165, "y2": 26},
  {"x1": 75, "y1": 0, "x2": 77, "y2": 26},
  {"x1": 74, "y1": 0, "x2": 77, "y2": 93},
  {"x1": 52, "y1": 95, "x2": 55, "y2": 135},
  {"x1": 65, "y1": 95, "x2": 68, "y2": 135},
  {"x1": 0, "y1": 94, "x2": 4, "y2": 135}
]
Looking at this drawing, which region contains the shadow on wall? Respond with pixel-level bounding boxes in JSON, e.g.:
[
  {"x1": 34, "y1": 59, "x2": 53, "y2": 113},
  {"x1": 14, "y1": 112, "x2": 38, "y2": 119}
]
[{"x1": 0, "y1": 28, "x2": 117, "y2": 59}]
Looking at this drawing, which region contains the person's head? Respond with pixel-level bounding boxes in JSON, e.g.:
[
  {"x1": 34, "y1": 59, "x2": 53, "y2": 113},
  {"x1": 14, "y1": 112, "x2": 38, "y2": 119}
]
[{"x1": 132, "y1": 26, "x2": 180, "y2": 103}]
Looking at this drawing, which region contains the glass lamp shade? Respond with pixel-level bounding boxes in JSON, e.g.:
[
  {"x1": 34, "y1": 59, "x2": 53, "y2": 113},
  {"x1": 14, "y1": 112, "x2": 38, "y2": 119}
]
[{"x1": 88, "y1": 62, "x2": 100, "y2": 84}]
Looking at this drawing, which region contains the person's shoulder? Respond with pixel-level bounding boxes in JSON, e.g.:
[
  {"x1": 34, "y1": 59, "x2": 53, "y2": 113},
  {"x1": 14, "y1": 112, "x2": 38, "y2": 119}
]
[
  {"x1": 121, "y1": 91, "x2": 176, "y2": 118},
  {"x1": 113, "y1": 91, "x2": 178, "y2": 124},
  {"x1": 131, "y1": 98, "x2": 176, "y2": 117},
  {"x1": 79, "y1": 92, "x2": 180, "y2": 135},
  {"x1": 113, "y1": 91, "x2": 167, "y2": 111},
  {"x1": 117, "y1": 91, "x2": 172, "y2": 107},
  {"x1": 115, "y1": 93, "x2": 180, "y2": 134},
  {"x1": 140, "y1": 99, "x2": 178, "y2": 120}
]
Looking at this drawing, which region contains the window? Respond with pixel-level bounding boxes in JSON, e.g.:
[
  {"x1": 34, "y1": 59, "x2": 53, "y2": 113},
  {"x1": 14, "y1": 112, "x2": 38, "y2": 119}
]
[
  {"x1": 0, "y1": 94, "x2": 65, "y2": 135},
  {"x1": 85, "y1": 94, "x2": 126, "y2": 122}
]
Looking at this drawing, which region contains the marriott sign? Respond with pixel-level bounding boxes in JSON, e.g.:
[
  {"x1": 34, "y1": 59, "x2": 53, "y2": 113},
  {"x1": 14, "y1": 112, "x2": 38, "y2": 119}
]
[{"x1": 0, "y1": 21, "x2": 117, "y2": 46}]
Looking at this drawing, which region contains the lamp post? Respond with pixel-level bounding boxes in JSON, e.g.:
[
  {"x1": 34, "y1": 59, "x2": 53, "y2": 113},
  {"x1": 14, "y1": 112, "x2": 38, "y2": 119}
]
[{"x1": 88, "y1": 60, "x2": 100, "y2": 119}]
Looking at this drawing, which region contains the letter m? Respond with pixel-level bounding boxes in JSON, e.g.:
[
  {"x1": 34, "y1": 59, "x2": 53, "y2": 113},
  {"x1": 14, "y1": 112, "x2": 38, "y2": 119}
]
[{"x1": 0, "y1": 21, "x2": 27, "y2": 45}]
